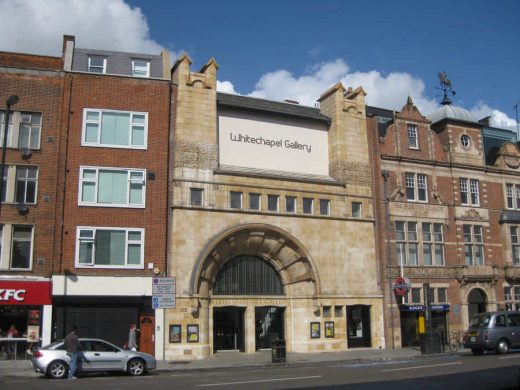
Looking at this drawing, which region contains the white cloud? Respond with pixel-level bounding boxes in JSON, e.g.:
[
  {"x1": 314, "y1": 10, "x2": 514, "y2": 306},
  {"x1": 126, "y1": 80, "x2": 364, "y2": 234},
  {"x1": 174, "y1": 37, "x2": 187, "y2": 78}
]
[
  {"x1": 0, "y1": 0, "x2": 170, "y2": 56},
  {"x1": 216, "y1": 80, "x2": 237, "y2": 94},
  {"x1": 470, "y1": 102, "x2": 518, "y2": 130}
]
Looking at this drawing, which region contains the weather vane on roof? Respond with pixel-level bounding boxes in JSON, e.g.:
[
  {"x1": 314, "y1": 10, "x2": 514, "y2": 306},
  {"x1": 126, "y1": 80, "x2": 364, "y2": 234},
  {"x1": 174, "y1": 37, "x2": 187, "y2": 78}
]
[{"x1": 437, "y1": 71, "x2": 456, "y2": 106}]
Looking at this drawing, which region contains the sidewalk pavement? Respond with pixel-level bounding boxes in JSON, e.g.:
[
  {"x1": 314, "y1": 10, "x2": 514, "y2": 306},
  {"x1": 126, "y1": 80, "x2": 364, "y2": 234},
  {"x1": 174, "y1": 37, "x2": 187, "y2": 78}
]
[{"x1": 0, "y1": 347, "x2": 423, "y2": 378}]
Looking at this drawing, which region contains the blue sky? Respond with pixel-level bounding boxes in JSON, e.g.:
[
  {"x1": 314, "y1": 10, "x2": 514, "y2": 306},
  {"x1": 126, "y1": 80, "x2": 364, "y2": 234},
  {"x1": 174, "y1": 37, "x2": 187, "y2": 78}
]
[{"x1": 1, "y1": 0, "x2": 519, "y2": 129}]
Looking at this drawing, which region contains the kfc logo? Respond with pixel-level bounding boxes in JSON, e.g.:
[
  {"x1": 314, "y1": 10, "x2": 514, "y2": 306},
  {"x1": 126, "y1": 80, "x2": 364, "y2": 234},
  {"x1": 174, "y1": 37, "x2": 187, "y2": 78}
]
[{"x1": 0, "y1": 289, "x2": 26, "y2": 301}]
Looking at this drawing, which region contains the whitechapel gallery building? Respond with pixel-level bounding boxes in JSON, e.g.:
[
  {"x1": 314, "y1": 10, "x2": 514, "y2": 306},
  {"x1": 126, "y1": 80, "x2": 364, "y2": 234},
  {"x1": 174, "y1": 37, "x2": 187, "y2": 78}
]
[{"x1": 166, "y1": 55, "x2": 384, "y2": 360}]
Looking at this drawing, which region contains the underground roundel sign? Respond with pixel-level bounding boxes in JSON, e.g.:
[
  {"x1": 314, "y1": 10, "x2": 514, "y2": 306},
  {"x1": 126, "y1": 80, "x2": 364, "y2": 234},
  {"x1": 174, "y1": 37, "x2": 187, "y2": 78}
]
[{"x1": 393, "y1": 277, "x2": 410, "y2": 296}]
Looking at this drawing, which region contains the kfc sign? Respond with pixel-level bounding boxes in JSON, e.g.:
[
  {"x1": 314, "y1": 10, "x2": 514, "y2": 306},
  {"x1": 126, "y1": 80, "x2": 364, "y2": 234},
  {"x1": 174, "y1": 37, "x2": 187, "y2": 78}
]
[{"x1": 0, "y1": 280, "x2": 52, "y2": 305}]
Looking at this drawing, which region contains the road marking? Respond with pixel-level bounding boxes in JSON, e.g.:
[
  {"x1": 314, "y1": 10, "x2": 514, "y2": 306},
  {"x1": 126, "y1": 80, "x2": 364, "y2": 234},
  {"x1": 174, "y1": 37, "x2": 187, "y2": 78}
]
[
  {"x1": 498, "y1": 354, "x2": 520, "y2": 359},
  {"x1": 381, "y1": 361, "x2": 462, "y2": 372},
  {"x1": 196, "y1": 375, "x2": 322, "y2": 387}
]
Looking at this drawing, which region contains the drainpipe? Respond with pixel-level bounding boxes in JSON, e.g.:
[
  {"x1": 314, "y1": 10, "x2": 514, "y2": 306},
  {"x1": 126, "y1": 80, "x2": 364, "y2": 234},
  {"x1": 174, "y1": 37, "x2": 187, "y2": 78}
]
[{"x1": 382, "y1": 170, "x2": 395, "y2": 348}]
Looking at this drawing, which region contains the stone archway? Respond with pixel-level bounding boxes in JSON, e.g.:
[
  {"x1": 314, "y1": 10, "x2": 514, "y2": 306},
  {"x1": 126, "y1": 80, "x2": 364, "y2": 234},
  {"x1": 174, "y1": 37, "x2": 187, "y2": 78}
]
[
  {"x1": 467, "y1": 288, "x2": 487, "y2": 323},
  {"x1": 189, "y1": 224, "x2": 321, "y2": 299}
]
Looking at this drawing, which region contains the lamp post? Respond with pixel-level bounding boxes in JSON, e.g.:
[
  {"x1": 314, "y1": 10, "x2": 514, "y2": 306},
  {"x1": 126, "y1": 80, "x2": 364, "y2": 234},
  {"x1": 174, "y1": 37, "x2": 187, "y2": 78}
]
[
  {"x1": 514, "y1": 99, "x2": 520, "y2": 142},
  {"x1": 0, "y1": 95, "x2": 19, "y2": 218}
]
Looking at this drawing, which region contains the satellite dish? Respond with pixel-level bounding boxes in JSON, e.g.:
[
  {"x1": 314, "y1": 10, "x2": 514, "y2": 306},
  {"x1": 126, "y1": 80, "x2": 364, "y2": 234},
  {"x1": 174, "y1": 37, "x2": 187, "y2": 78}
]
[
  {"x1": 16, "y1": 203, "x2": 29, "y2": 214},
  {"x1": 20, "y1": 148, "x2": 32, "y2": 158}
]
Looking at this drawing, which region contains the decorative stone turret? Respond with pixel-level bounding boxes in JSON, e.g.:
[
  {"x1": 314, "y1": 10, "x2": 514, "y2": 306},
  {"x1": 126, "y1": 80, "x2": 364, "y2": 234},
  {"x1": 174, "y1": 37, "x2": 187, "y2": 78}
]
[{"x1": 318, "y1": 83, "x2": 372, "y2": 194}]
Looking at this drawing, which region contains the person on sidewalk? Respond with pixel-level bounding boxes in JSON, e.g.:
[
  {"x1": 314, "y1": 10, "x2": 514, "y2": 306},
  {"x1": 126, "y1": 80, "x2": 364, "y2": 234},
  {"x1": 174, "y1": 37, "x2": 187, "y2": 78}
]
[
  {"x1": 128, "y1": 324, "x2": 138, "y2": 352},
  {"x1": 7, "y1": 324, "x2": 19, "y2": 359},
  {"x1": 65, "y1": 325, "x2": 86, "y2": 380}
]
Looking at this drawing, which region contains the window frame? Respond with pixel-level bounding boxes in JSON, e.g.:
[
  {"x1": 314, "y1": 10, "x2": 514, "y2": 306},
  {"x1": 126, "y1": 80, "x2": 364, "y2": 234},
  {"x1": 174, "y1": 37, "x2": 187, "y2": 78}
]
[
  {"x1": 82, "y1": 108, "x2": 148, "y2": 149},
  {"x1": 352, "y1": 202, "x2": 362, "y2": 218},
  {"x1": 396, "y1": 220, "x2": 445, "y2": 267},
  {"x1": 510, "y1": 226, "x2": 520, "y2": 265},
  {"x1": 505, "y1": 183, "x2": 520, "y2": 210},
  {"x1": 303, "y1": 197, "x2": 314, "y2": 214},
  {"x1": 249, "y1": 193, "x2": 261, "y2": 211},
  {"x1": 319, "y1": 199, "x2": 330, "y2": 216},
  {"x1": 78, "y1": 166, "x2": 146, "y2": 208},
  {"x1": 460, "y1": 134, "x2": 471, "y2": 149},
  {"x1": 463, "y1": 224, "x2": 484, "y2": 266},
  {"x1": 285, "y1": 196, "x2": 296, "y2": 213},
  {"x1": 190, "y1": 188, "x2": 203, "y2": 207},
  {"x1": 0, "y1": 110, "x2": 42, "y2": 150},
  {"x1": 460, "y1": 178, "x2": 480, "y2": 206},
  {"x1": 131, "y1": 59, "x2": 150, "y2": 77},
  {"x1": 75, "y1": 226, "x2": 145, "y2": 269},
  {"x1": 15, "y1": 166, "x2": 38, "y2": 204},
  {"x1": 267, "y1": 194, "x2": 279, "y2": 212},
  {"x1": 230, "y1": 191, "x2": 243, "y2": 210},
  {"x1": 405, "y1": 172, "x2": 428, "y2": 202},
  {"x1": 88, "y1": 56, "x2": 107, "y2": 73},
  {"x1": 407, "y1": 124, "x2": 418, "y2": 149}
]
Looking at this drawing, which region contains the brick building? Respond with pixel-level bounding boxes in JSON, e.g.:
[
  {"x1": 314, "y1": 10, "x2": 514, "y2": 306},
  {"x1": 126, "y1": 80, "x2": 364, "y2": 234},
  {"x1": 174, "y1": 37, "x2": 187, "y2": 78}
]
[
  {"x1": 0, "y1": 50, "x2": 64, "y2": 348},
  {"x1": 369, "y1": 96, "x2": 520, "y2": 350}
]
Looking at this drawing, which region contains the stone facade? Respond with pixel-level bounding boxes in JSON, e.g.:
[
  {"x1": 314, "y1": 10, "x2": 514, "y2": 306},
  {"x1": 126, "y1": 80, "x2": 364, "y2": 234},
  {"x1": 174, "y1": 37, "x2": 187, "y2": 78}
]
[{"x1": 166, "y1": 56, "x2": 384, "y2": 360}]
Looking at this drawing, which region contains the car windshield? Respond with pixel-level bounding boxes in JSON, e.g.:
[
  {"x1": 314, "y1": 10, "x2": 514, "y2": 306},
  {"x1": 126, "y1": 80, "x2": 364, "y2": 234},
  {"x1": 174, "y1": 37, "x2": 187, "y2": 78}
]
[
  {"x1": 41, "y1": 340, "x2": 64, "y2": 349},
  {"x1": 470, "y1": 314, "x2": 491, "y2": 327}
]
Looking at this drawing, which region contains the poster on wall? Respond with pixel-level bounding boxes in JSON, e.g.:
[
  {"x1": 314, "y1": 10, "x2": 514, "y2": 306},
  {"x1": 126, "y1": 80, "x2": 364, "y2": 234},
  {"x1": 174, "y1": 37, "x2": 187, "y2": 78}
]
[
  {"x1": 310, "y1": 322, "x2": 321, "y2": 339},
  {"x1": 169, "y1": 325, "x2": 181, "y2": 343},
  {"x1": 187, "y1": 324, "x2": 199, "y2": 343},
  {"x1": 325, "y1": 321, "x2": 334, "y2": 338},
  {"x1": 218, "y1": 109, "x2": 329, "y2": 176},
  {"x1": 26, "y1": 325, "x2": 39, "y2": 342}
]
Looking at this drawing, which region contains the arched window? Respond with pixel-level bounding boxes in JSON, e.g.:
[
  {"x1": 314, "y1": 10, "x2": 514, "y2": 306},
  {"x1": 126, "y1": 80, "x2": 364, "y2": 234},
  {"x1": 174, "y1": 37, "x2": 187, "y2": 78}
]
[{"x1": 213, "y1": 255, "x2": 284, "y2": 295}]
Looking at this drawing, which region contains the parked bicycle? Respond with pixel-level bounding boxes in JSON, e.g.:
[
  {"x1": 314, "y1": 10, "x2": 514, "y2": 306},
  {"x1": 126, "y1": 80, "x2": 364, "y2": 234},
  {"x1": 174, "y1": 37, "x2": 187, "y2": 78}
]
[{"x1": 448, "y1": 330, "x2": 465, "y2": 353}]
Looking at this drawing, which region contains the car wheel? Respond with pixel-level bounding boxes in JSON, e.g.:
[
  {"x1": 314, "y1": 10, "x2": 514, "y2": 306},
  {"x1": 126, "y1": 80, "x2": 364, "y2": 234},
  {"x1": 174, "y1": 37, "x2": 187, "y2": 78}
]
[
  {"x1": 496, "y1": 338, "x2": 510, "y2": 354},
  {"x1": 471, "y1": 348, "x2": 484, "y2": 355},
  {"x1": 47, "y1": 360, "x2": 68, "y2": 379},
  {"x1": 127, "y1": 358, "x2": 145, "y2": 376}
]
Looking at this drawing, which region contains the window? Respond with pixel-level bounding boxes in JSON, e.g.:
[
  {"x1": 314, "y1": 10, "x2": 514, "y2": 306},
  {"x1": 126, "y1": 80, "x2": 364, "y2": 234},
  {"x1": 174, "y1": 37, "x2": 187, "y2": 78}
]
[
  {"x1": 460, "y1": 178, "x2": 480, "y2": 206},
  {"x1": 88, "y1": 56, "x2": 106, "y2": 73},
  {"x1": 334, "y1": 306, "x2": 343, "y2": 317},
  {"x1": 79, "y1": 167, "x2": 145, "y2": 208},
  {"x1": 460, "y1": 134, "x2": 471, "y2": 148},
  {"x1": 510, "y1": 226, "x2": 520, "y2": 265},
  {"x1": 506, "y1": 183, "x2": 520, "y2": 209},
  {"x1": 322, "y1": 306, "x2": 332, "y2": 318},
  {"x1": 463, "y1": 224, "x2": 484, "y2": 266},
  {"x1": 132, "y1": 60, "x2": 150, "y2": 77},
  {"x1": 407, "y1": 124, "x2": 418, "y2": 149},
  {"x1": 437, "y1": 287, "x2": 447, "y2": 303},
  {"x1": 0, "y1": 165, "x2": 38, "y2": 204},
  {"x1": 396, "y1": 221, "x2": 418, "y2": 266},
  {"x1": 505, "y1": 286, "x2": 520, "y2": 311},
  {"x1": 396, "y1": 221, "x2": 444, "y2": 266},
  {"x1": 230, "y1": 191, "x2": 242, "y2": 209},
  {"x1": 405, "y1": 172, "x2": 427, "y2": 202},
  {"x1": 352, "y1": 202, "x2": 362, "y2": 218},
  {"x1": 76, "y1": 227, "x2": 144, "y2": 268},
  {"x1": 422, "y1": 222, "x2": 444, "y2": 266},
  {"x1": 285, "y1": 196, "x2": 296, "y2": 213},
  {"x1": 15, "y1": 167, "x2": 37, "y2": 204},
  {"x1": 0, "y1": 225, "x2": 35, "y2": 270},
  {"x1": 303, "y1": 198, "x2": 313, "y2": 214},
  {"x1": 0, "y1": 111, "x2": 42, "y2": 149},
  {"x1": 249, "y1": 193, "x2": 261, "y2": 211},
  {"x1": 319, "y1": 199, "x2": 330, "y2": 216},
  {"x1": 82, "y1": 109, "x2": 147, "y2": 149},
  {"x1": 267, "y1": 195, "x2": 278, "y2": 212},
  {"x1": 411, "y1": 288, "x2": 421, "y2": 303},
  {"x1": 190, "y1": 188, "x2": 203, "y2": 207}
]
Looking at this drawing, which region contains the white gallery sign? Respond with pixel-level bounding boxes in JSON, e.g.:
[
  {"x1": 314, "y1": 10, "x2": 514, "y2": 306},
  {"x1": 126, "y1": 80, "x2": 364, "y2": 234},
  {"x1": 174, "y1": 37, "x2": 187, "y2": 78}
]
[{"x1": 218, "y1": 109, "x2": 329, "y2": 176}]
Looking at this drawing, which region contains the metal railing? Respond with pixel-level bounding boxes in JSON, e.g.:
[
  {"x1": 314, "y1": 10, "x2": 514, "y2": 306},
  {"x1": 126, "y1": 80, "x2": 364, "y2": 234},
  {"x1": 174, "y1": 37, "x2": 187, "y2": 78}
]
[{"x1": 0, "y1": 337, "x2": 40, "y2": 361}]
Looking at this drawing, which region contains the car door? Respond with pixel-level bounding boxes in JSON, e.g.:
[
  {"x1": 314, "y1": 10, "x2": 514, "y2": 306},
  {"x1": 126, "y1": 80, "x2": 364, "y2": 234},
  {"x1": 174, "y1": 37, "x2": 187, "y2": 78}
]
[
  {"x1": 85, "y1": 340, "x2": 124, "y2": 371},
  {"x1": 506, "y1": 313, "x2": 520, "y2": 347}
]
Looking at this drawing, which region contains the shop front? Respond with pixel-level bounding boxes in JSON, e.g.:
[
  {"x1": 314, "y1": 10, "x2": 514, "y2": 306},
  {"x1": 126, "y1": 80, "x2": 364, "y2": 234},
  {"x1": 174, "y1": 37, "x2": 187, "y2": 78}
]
[
  {"x1": 399, "y1": 304, "x2": 450, "y2": 347},
  {"x1": 0, "y1": 278, "x2": 52, "y2": 359}
]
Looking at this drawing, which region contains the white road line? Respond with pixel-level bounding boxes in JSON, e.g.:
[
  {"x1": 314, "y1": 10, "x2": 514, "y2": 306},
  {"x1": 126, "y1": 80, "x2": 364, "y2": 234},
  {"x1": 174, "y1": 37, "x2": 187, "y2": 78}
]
[
  {"x1": 196, "y1": 375, "x2": 322, "y2": 387},
  {"x1": 381, "y1": 361, "x2": 462, "y2": 372},
  {"x1": 498, "y1": 354, "x2": 520, "y2": 359}
]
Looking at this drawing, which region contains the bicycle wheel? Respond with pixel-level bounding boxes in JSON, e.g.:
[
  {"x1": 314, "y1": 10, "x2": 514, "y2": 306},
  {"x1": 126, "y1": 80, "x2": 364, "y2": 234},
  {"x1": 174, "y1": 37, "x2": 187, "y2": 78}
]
[{"x1": 448, "y1": 339, "x2": 460, "y2": 353}]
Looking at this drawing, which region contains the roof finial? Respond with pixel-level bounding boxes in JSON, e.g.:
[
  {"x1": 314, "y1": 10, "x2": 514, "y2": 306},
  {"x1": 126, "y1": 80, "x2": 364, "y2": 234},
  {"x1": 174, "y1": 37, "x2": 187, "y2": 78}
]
[
  {"x1": 407, "y1": 95, "x2": 413, "y2": 106},
  {"x1": 437, "y1": 71, "x2": 456, "y2": 106}
]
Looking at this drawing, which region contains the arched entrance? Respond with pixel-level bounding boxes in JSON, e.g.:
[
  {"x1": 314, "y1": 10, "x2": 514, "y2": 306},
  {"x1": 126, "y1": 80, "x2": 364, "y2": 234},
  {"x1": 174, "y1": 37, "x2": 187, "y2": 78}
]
[
  {"x1": 213, "y1": 255, "x2": 285, "y2": 351},
  {"x1": 468, "y1": 288, "x2": 487, "y2": 322},
  {"x1": 190, "y1": 224, "x2": 321, "y2": 353}
]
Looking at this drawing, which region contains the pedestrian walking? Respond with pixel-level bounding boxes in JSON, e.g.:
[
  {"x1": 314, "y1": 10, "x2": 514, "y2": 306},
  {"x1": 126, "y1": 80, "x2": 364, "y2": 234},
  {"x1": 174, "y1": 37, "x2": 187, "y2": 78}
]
[
  {"x1": 128, "y1": 324, "x2": 138, "y2": 351},
  {"x1": 65, "y1": 325, "x2": 86, "y2": 380}
]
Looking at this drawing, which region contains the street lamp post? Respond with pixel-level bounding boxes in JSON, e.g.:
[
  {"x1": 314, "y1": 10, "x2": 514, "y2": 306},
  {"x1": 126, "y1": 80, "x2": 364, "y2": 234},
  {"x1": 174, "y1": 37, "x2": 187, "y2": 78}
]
[
  {"x1": 514, "y1": 99, "x2": 520, "y2": 142},
  {"x1": 0, "y1": 95, "x2": 19, "y2": 218}
]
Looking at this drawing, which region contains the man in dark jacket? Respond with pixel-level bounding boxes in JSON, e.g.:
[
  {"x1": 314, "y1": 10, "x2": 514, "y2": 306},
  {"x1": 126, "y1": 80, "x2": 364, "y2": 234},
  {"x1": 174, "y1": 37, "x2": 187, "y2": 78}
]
[{"x1": 64, "y1": 325, "x2": 85, "y2": 380}]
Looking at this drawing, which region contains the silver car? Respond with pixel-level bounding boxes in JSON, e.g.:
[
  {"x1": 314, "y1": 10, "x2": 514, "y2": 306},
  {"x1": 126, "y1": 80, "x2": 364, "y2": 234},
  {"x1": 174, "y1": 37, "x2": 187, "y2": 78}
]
[{"x1": 31, "y1": 338, "x2": 156, "y2": 379}]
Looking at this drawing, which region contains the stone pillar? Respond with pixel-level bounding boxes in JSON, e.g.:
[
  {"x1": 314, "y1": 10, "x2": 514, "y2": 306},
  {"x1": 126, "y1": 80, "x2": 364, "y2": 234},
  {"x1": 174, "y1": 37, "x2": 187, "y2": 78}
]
[{"x1": 244, "y1": 305, "x2": 256, "y2": 353}]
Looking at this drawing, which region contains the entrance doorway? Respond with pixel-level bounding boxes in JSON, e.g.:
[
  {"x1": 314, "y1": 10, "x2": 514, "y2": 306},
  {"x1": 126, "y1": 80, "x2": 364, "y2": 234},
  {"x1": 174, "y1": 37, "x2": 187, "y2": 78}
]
[
  {"x1": 139, "y1": 315, "x2": 154, "y2": 355},
  {"x1": 468, "y1": 288, "x2": 487, "y2": 323},
  {"x1": 255, "y1": 307, "x2": 285, "y2": 350},
  {"x1": 213, "y1": 307, "x2": 245, "y2": 352},
  {"x1": 347, "y1": 305, "x2": 371, "y2": 348}
]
